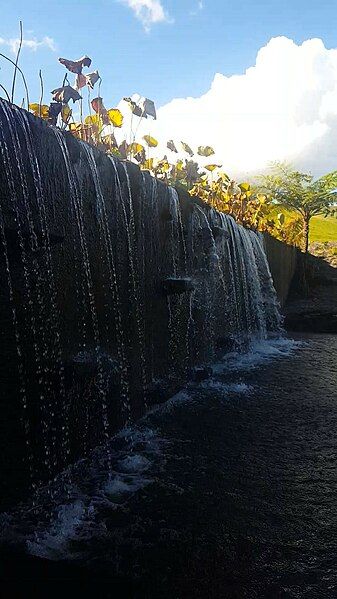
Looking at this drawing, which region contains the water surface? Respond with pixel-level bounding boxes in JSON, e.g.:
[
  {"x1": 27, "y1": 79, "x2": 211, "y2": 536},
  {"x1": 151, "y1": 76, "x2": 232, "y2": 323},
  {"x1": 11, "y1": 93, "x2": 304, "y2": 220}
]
[{"x1": 1, "y1": 334, "x2": 337, "y2": 598}]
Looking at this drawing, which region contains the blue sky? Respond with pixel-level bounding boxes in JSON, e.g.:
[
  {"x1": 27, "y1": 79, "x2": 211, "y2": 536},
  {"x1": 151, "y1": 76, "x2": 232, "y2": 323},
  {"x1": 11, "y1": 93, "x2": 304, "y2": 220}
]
[
  {"x1": 1, "y1": 0, "x2": 337, "y2": 107},
  {"x1": 2, "y1": 1, "x2": 337, "y2": 176}
]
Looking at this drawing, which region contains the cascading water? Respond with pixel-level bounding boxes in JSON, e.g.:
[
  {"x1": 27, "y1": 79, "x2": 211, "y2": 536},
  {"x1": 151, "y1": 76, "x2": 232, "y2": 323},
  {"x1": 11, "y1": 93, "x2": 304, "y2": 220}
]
[{"x1": 0, "y1": 100, "x2": 282, "y2": 513}]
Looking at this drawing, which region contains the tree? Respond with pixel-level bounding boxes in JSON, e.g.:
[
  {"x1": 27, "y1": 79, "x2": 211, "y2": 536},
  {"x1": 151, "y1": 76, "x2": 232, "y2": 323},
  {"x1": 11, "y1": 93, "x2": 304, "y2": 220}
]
[{"x1": 259, "y1": 162, "x2": 337, "y2": 252}]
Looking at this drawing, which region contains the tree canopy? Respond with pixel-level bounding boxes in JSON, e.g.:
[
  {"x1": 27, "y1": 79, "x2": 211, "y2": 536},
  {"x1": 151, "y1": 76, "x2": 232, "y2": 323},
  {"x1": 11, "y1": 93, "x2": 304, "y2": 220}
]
[{"x1": 259, "y1": 162, "x2": 337, "y2": 251}]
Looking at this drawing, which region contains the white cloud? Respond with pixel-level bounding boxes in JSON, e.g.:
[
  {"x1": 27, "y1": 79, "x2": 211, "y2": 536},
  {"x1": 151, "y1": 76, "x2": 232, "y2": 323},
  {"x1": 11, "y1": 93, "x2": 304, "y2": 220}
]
[
  {"x1": 0, "y1": 35, "x2": 56, "y2": 54},
  {"x1": 121, "y1": 0, "x2": 171, "y2": 31},
  {"x1": 117, "y1": 37, "x2": 337, "y2": 178}
]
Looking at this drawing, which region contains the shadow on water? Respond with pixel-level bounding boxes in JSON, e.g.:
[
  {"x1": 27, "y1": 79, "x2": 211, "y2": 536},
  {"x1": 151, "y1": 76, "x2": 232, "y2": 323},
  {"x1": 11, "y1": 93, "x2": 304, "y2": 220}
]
[{"x1": 1, "y1": 334, "x2": 337, "y2": 599}]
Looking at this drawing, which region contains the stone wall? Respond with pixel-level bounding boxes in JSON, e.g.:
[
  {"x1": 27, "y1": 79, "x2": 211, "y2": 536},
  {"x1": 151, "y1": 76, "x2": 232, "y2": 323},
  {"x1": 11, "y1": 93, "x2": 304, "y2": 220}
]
[
  {"x1": 263, "y1": 233, "x2": 297, "y2": 307},
  {"x1": 0, "y1": 99, "x2": 290, "y2": 506}
]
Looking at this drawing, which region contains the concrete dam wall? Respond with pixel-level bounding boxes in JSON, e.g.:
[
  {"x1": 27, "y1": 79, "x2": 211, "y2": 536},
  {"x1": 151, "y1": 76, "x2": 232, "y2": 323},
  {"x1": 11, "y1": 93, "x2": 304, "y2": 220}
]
[
  {"x1": 263, "y1": 233, "x2": 297, "y2": 308},
  {"x1": 0, "y1": 100, "x2": 288, "y2": 506}
]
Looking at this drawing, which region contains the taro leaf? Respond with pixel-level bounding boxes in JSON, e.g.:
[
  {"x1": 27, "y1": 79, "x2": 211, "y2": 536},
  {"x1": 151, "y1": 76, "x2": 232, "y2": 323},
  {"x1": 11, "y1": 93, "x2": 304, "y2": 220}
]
[
  {"x1": 69, "y1": 122, "x2": 84, "y2": 139},
  {"x1": 219, "y1": 172, "x2": 230, "y2": 183},
  {"x1": 143, "y1": 135, "x2": 158, "y2": 148},
  {"x1": 181, "y1": 141, "x2": 194, "y2": 157},
  {"x1": 123, "y1": 97, "x2": 147, "y2": 118},
  {"x1": 91, "y1": 96, "x2": 106, "y2": 114},
  {"x1": 118, "y1": 140, "x2": 129, "y2": 159},
  {"x1": 156, "y1": 157, "x2": 170, "y2": 173},
  {"x1": 102, "y1": 132, "x2": 118, "y2": 148},
  {"x1": 205, "y1": 164, "x2": 222, "y2": 172},
  {"x1": 48, "y1": 102, "x2": 63, "y2": 125},
  {"x1": 29, "y1": 103, "x2": 49, "y2": 119},
  {"x1": 86, "y1": 71, "x2": 100, "y2": 90},
  {"x1": 227, "y1": 180, "x2": 241, "y2": 195},
  {"x1": 197, "y1": 145, "x2": 215, "y2": 157},
  {"x1": 128, "y1": 142, "x2": 145, "y2": 156},
  {"x1": 139, "y1": 97, "x2": 156, "y2": 119},
  {"x1": 238, "y1": 182, "x2": 251, "y2": 192},
  {"x1": 142, "y1": 158, "x2": 154, "y2": 171},
  {"x1": 91, "y1": 97, "x2": 109, "y2": 124},
  {"x1": 69, "y1": 122, "x2": 82, "y2": 133},
  {"x1": 59, "y1": 55, "x2": 92, "y2": 75},
  {"x1": 107, "y1": 108, "x2": 123, "y2": 127},
  {"x1": 61, "y1": 103, "x2": 72, "y2": 124},
  {"x1": 172, "y1": 159, "x2": 185, "y2": 180},
  {"x1": 134, "y1": 148, "x2": 146, "y2": 164},
  {"x1": 109, "y1": 147, "x2": 123, "y2": 158},
  {"x1": 84, "y1": 114, "x2": 102, "y2": 129},
  {"x1": 75, "y1": 74, "x2": 87, "y2": 90},
  {"x1": 185, "y1": 160, "x2": 199, "y2": 182},
  {"x1": 167, "y1": 139, "x2": 178, "y2": 153},
  {"x1": 51, "y1": 85, "x2": 82, "y2": 104}
]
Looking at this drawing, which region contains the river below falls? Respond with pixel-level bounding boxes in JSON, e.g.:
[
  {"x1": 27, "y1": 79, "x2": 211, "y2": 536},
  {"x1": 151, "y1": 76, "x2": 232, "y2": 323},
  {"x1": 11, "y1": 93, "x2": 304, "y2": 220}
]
[{"x1": 1, "y1": 333, "x2": 337, "y2": 598}]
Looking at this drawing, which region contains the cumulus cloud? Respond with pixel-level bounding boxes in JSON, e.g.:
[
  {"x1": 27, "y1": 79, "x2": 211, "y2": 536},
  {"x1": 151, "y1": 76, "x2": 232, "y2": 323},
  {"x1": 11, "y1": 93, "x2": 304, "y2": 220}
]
[
  {"x1": 117, "y1": 37, "x2": 337, "y2": 178},
  {"x1": 121, "y1": 0, "x2": 171, "y2": 31},
  {"x1": 0, "y1": 35, "x2": 56, "y2": 54}
]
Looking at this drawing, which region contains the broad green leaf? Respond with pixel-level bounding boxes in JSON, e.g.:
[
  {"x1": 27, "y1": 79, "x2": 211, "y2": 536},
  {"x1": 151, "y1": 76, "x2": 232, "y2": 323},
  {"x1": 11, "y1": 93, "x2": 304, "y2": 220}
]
[
  {"x1": 85, "y1": 70, "x2": 100, "y2": 90},
  {"x1": 48, "y1": 102, "x2": 62, "y2": 125},
  {"x1": 107, "y1": 108, "x2": 123, "y2": 127},
  {"x1": 29, "y1": 103, "x2": 49, "y2": 119},
  {"x1": 59, "y1": 55, "x2": 92, "y2": 74},
  {"x1": 75, "y1": 74, "x2": 87, "y2": 90},
  {"x1": 123, "y1": 97, "x2": 147, "y2": 118},
  {"x1": 143, "y1": 135, "x2": 158, "y2": 148},
  {"x1": 102, "y1": 132, "x2": 118, "y2": 148},
  {"x1": 69, "y1": 122, "x2": 82, "y2": 132},
  {"x1": 167, "y1": 140, "x2": 178, "y2": 153},
  {"x1": 139, "y1": 97, "x2": 156, "y2": 119},
  {"x1": 91, "y1": 97, "x2": 107, "y2": 114},
  {"x1": 142, "y1": 158, "x2": 154, "y2": 171},
  {"x1": 181, "y1": 141, "x2": 194, "y2": 157},
  {"x1": 51, "y1": 85, "x2": 82, "y2": 104},
  {"x1": 119, "y1": 140, "x2": 129, "y2": 159},
  {"x1": 84, "y1": 114, "x2": 102, "y2": 127},
  {"x1": 155, "y1": 158, "x2": 170, "y2": 173},
  {"x1": 61, "y1": 104, "x2": 72, "y2": 124},
  {"x1": 205, "y1": 164, "x2": 222, "y2": 172},
  {"x1": 128, "y1": 142, "x2": 145, "y2": 156},
  {"x1": 134, "y1": 149, "x2": 146, "y2": 163},
  {"x1": 197, "y1": 145, "x2": 215, "y2": 157},
  {"x1": 238, "y1": 182, "x2": 251, "y2": 192}
]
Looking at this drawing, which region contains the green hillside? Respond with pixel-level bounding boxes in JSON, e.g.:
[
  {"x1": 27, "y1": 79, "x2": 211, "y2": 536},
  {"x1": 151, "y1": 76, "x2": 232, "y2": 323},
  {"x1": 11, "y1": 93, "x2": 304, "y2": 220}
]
[{"x1": 309, "y1": 216, "x2": 337, "y2": 243}]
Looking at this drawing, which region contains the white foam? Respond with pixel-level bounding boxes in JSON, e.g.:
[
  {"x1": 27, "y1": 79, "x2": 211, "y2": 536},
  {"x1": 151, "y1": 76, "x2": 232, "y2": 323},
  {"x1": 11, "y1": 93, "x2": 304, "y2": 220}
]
[
  {"x1": 27, "y1": 500, "x2": 87, "y2": 560},
  {"x1": 104, "y1": 473, "x2": 152, "y2": 499},
  {"x1": 149, "y1": 390, "x2": 192, "y2": 415},
  {"x1": 117, "y1": 454, "x2": 150, "y2": 473},
  {"x1": 199, "y1": 380, "x2": 253, "y2": 394},
  {"x1": 212, "y1": 337, "x2": 302, "y2": 373}
]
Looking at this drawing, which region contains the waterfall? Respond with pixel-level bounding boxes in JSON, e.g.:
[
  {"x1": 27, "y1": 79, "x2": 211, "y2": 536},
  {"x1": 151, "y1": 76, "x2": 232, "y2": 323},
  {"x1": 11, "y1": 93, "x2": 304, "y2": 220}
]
[{"x1": 0, "y1": 100, "x2": 282, "y2": 504}]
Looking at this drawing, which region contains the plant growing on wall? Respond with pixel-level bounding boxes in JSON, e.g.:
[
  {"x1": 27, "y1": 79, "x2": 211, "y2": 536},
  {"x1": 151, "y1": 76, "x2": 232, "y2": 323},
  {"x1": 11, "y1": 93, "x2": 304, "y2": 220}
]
[{"x1": 2, "y1": 26, "x2": 331, "y2": 249}]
